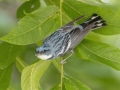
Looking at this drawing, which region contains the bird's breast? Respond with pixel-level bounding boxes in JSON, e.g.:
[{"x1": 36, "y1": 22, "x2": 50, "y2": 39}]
[{"x1": 36, "y1": 54, "x2": 52, "y2": 60}]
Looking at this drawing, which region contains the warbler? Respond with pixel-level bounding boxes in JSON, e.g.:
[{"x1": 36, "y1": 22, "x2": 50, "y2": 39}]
[{"x1": 35, "y1": 14, "x2": 106, "y2": 63}]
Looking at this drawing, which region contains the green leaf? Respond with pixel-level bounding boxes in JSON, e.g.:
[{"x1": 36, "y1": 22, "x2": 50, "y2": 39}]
[
  {"x1": 52, "y1": 59, "x2": 61, "y2": 72},
  {"x1": 78, "y1": 0, "x2": 120, "y2": 10},
  {"x1": 44, "y1": 0, "x2": 60, "y2": 7},
  {"x1": 7, "y1": 85, "x2": 16, "y2": 90},
  {"x1": 64, "y1": 75, "x2": 91, "y2": 90},
  {"x1": 77, "y1": 0, "x2": 105, "y2": 5},
  {"x1": 21, "y1": 60, "x2": 51, "y2": 90},
  {"x1": 17, "y1": 0, "x2": 40, "y2": 18},
  {"x1": 20, "y1": 0, "x2": 30, "y2": 1},
  {"x1": 50, "y1": 84, "x2": 60, "y2": 90},
  {"x1": 75, "y1": 39, "x2": 120, "y2": 70},
  {"x1": 1, "y1": 6, "x2": 59, "y2": 45},
  {"x1": 16, "y1": 57, "x2": 28, "y2": 73},
  {"x1": 0, "y1": 63, "x2": 13, "y2": 90},
  {"x1": 63, "y1": 0, "x2": 120, "y2": 35},
  {"x1": 0, "y1": 42, "x2": 22, "y2": 69}
]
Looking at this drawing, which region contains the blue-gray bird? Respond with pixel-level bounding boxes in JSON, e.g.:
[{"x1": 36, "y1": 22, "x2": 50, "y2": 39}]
[{"x1": 35, "y1": 14, "x2": 106, "y2": 63}]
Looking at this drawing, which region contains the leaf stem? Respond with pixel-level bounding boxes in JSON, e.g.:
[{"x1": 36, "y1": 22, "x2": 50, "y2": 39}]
[
  {"x1": 60, "y1": 62, "x2": 64, "y2": 90},
  {"x1": 60, "y1": 0, "x2": 64, "y2": 90},
  {"x1": 16, "y1": 57, "x2": 26, "y2": 69},
  {"x1": 60, "y1": 0, "x2": 63, "y2": 27},
  {"x1": 16, "y1": 56, "x2": 27, "y2": 72}
]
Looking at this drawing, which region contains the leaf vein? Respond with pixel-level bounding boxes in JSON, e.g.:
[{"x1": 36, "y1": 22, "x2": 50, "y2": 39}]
[{"x1": 80, "y1": 43, "x2": 120, "y2": 64}]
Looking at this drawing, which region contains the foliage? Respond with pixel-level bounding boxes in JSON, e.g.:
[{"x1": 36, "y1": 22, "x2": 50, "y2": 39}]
[
  {"x1": 21, "y1": 60, "x2": 51, "y2": 90},
  {"x1": 0, "y1": 63, "x2": 13, "y2": 90},
  {"x1": 0, "y1": 0, "x2": 120, "y2": 90},
  {"x1": 17, "y1": 0, "x2": 40, "y2": 18}
]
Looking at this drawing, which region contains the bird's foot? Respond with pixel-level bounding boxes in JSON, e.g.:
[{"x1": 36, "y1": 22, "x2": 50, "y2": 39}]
[{"x1": 60, "y1": 59, "x2": 67, "y2": 64}]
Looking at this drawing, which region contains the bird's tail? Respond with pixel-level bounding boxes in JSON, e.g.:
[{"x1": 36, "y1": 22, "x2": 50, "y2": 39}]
[{"x1": 80, "y1": 14, "x2": 106, "y2": 30}]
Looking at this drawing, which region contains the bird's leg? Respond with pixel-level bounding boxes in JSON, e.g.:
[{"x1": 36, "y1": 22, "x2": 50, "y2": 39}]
[{"x1": 60, "y1": 50, "x2": 74, "y2": 64}]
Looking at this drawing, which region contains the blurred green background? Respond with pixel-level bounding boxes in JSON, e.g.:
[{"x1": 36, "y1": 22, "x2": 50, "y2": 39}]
[{"x1": 0, "y1": 0, "x2": 120, "y2": 90}]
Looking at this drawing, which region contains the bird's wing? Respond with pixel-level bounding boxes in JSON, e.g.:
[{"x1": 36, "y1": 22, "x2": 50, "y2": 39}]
[
  {"x1": 69, "y1": 23, "x2": 94, "y2": 49},
  {"x1": 44, "y1": 15, "x2": 85, "y2": 42},
  {"x1": 60, "y1": 15, "x2": 85, "y2": 31}
]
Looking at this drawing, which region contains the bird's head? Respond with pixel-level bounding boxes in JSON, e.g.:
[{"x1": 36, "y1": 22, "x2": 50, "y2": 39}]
[{"x1": 35, "y1": 44, "x2": 52, "y2": 60}]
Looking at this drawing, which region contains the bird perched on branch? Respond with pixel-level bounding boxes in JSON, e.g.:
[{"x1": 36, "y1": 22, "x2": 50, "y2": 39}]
[{"x1": 35, "y1": 14, "x2": 106, "y2": 63}]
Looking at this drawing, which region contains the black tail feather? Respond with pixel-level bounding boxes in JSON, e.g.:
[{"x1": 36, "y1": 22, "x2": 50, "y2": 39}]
[{"x1": 80, "y1": 13, "x2": 106, "y2": 30}]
